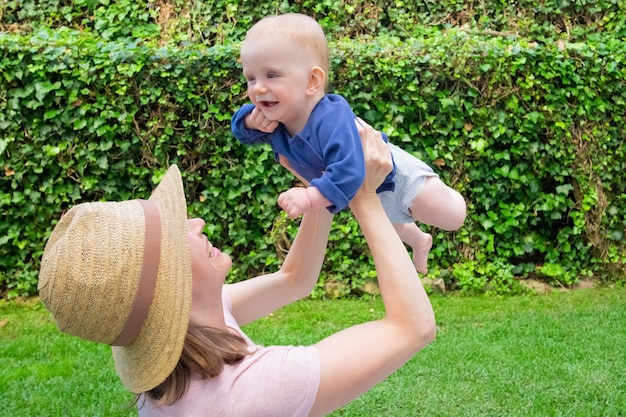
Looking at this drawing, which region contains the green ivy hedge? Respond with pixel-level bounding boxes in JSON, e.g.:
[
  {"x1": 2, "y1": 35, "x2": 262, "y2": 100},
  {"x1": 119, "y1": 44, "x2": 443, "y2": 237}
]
[
  {"x1": 1, "y1": 1, "x2": 625, "y2": 298},
  {"x1": 2, "y1": 0, "x2": 625, "y2": 43}
]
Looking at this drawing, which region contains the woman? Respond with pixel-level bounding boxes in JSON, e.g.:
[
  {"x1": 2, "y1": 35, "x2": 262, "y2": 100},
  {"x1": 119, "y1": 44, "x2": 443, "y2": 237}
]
[{"x1": 38, "y1": 120, "x2": 436, "y2": 416}]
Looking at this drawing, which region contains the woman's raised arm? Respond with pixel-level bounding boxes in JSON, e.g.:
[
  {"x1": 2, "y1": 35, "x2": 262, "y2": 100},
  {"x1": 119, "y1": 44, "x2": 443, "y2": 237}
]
[
  {"x1": 309, "y1": 119, "x2": 436, "y2": 417},
  {"x1": 226, "y1": 201, "x2": 334, "y2": 326}
]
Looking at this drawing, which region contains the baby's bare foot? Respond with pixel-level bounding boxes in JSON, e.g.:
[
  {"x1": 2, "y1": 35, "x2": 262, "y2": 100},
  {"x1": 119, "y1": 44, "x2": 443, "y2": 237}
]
[{"x1": 413, "y1": 233, "x2": 433, "y2": 275}]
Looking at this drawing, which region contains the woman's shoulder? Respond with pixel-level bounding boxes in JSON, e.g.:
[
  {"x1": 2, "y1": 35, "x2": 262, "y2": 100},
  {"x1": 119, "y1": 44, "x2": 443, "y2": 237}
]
[
  {"x1": 138, "y1": 344, "x2": 320, "y2": 416},
  {"x1": 196, "y1": 345, "x2": 320, "y2": 416}
]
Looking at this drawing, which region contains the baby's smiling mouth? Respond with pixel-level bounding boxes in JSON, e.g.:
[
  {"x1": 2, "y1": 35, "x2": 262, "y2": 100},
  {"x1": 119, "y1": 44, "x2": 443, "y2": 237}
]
[{"x1": 259, "y1": 100, "x2": 278, "y2": 108}]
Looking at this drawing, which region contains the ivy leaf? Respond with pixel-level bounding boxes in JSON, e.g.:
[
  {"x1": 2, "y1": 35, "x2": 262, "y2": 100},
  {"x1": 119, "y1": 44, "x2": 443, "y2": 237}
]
[
  {"x1": 34, "y1": 81, "x2": 61, "y2": 101},
  {"x1": 525, "y1": 111, "x2": 542, "y2": 124},
  {"x1": 556, "y1": 184, "x2": 574, "y2": 194},
  {"x1": 439, "y1": 97, "x2": 455, "y2": 108}
]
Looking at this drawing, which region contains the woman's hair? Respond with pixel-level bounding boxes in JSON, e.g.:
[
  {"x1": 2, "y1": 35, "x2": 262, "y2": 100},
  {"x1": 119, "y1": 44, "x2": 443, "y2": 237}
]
[
  {"x1": 245, "y1": 13, "x2": 330, "y2": 90},
  {"x1": 143, "y1": 323, "x2": 250, "y2": 406}
]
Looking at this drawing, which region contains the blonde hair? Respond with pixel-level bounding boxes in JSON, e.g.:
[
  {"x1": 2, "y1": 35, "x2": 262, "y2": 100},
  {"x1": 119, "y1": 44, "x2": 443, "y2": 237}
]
[{"x1": 244, "y1": 13, "x2": 329, "y2": 89}]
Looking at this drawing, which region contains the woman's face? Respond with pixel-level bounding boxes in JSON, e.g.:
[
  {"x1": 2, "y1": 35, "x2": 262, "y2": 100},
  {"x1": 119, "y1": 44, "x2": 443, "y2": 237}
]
[{"x1": 187, "y1": 218, "x2": 232, "y2": 283}]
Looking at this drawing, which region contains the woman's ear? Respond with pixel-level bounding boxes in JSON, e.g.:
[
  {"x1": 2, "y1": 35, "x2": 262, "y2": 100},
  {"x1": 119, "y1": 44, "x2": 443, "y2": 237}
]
[{"x1": 306, "y1": 66, "x2": 326, "y2": 95}]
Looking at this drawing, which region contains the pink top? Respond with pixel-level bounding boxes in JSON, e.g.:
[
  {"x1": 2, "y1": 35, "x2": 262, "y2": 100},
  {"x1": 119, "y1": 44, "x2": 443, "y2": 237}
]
[{"x1": 137, "y1": 290, "x2": 321, "y2": 417}]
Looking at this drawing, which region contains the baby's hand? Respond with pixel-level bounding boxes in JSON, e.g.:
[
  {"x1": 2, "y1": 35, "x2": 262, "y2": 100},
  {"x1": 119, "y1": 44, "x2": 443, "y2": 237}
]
[
  {"x1": 246, "y1": 107, "x2": 279, "y2": 133},
  {"x1": 278, "y1": 187, "x2": 313, "y2": 218}
]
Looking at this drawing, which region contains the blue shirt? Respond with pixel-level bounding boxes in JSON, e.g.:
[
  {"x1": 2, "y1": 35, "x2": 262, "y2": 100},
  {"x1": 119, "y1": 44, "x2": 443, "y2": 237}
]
[{"x1": 232, "y1": 94, "x2": 396, "y2": 213}]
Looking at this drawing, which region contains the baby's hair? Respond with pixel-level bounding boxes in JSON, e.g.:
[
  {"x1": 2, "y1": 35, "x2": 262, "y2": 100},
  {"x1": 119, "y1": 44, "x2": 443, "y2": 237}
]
[{"x1": 245, "y1": 13, "x2": 329, "y2": 87}]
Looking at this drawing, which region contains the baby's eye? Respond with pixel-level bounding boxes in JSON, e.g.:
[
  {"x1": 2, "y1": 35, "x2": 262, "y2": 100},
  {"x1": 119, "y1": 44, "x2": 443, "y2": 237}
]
[{"x1": 267, "y1": 72, "x2": 278, "y2": 79}]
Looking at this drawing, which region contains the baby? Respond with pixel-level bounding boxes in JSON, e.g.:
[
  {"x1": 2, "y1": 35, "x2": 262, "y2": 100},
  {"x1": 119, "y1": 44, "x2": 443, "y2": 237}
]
[{"x1": 231, "y1": 13, "x2": 466, "y2": 274}]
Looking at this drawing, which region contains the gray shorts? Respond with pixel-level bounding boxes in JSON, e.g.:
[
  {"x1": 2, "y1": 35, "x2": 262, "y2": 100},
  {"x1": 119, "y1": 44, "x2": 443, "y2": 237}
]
[{"x1": 378, "y1": 143, "x2": 438, "y2": 223}]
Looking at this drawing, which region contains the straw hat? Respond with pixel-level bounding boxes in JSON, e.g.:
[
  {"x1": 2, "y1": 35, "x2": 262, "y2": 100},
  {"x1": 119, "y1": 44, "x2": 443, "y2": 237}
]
[{"x1": 38, "y1": 165, "x2": 192, "y2": 393}]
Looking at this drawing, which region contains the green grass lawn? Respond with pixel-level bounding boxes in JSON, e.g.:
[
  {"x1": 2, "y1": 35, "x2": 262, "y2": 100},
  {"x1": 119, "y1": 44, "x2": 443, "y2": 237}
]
[{"x1": 2, "y1": 288, "x2": 625, "y2": 416}]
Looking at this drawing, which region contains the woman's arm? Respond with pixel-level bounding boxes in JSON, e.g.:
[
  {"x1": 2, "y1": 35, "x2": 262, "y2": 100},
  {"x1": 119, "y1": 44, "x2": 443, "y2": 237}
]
[
  {"x1": 308, "y1": 119, "x2": 437, "y2": 417},
  {"x1": 226, "y1": 207, "x2": 333, "y2": 326}
]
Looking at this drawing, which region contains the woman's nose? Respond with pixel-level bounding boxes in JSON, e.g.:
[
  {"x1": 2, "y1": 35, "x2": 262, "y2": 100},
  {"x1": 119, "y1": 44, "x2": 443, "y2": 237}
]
[{"x1": 188, "y1": 218, "x2": 206, "y2": 233}]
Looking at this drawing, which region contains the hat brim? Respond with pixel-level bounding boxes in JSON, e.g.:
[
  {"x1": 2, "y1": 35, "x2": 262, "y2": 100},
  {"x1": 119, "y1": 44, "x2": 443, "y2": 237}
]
[{"x1": 112, "y1": 165, "x2": 192, "y2": 393}]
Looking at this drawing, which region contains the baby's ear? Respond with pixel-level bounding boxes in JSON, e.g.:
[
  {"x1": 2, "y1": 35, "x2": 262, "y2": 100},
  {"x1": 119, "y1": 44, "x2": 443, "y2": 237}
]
[{"x1": 306, "y1": 66, "x2": 326, "y2": 95}]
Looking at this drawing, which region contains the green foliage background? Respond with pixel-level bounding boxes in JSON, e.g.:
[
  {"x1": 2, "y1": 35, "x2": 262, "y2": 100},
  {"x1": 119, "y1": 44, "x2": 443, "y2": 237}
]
[{"x1": 1, "y1": 0, "x2": 625, "y2": 298}]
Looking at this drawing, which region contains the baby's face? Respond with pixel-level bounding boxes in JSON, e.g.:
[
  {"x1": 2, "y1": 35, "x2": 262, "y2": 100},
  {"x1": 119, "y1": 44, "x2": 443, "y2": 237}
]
[{"x1": 241, "y1": 35, "x2": 315, "y2": 131}]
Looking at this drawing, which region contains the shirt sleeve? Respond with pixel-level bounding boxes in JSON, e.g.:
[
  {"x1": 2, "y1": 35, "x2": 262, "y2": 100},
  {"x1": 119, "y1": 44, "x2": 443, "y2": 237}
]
[
  {"x1": 307, "y1": 96, "x2": 365, "y2": 213},
  {"x1": 222, "y1": 291, "x2": 320, "y2": 416},
  {"x1": 226, "y1": 345, "x2": 321, "y2": 417}
]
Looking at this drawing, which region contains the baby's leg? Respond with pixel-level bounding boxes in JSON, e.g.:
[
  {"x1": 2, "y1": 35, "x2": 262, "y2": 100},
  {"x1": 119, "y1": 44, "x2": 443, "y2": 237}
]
[
  {"x1": 408, "y1": 177, "x2": 466, "y2": 231},
  {"x1": 393, "y1": 222, "x2": 432, "y2": 275}
]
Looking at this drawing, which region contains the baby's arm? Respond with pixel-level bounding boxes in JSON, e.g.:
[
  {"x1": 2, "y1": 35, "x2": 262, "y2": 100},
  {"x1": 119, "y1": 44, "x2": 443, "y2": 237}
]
[
  {"x1": 278, "y1": 186, "x2": 331, "y2": 218},
  {"x1": 244, "y1": 106, "x2": 279, "y2": 133}
]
